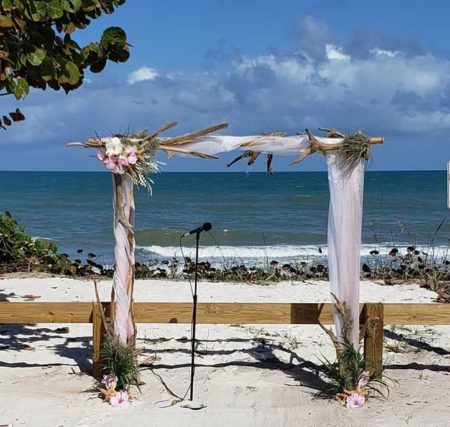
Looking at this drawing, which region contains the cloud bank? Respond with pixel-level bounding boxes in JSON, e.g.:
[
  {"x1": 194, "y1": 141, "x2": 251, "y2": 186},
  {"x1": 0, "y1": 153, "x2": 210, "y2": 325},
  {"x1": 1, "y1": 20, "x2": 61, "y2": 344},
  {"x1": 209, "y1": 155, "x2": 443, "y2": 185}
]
[{"x1": 1, "y1": 15, "x2": 449, "y2": 170}]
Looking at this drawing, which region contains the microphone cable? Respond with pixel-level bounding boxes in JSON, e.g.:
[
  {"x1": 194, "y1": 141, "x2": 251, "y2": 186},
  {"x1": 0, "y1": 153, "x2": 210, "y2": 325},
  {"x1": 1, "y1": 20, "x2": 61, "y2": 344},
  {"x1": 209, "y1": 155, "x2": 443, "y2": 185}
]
[{"x1": 205, "y1": 230, "x2": 228, "y2": 268}]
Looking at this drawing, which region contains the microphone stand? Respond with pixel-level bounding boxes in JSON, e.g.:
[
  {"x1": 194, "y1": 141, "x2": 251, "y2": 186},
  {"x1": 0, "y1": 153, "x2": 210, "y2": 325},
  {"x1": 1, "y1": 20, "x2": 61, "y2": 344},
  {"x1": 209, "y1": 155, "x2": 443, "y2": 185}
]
[{"x1": 189, "y1": 231, "x2": 200, "y2": 401}]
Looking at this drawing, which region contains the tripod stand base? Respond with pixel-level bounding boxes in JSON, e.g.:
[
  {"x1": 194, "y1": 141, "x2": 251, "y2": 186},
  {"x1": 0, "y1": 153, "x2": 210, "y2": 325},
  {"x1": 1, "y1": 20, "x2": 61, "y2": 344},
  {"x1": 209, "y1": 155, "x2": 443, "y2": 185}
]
[{"x1": 181, "y1": 400, "x2": 207, "y2": 410}]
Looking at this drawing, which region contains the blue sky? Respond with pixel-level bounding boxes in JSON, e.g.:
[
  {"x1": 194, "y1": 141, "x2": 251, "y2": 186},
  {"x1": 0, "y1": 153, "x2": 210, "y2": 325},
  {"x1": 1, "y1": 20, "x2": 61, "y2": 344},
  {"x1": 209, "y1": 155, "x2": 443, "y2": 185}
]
[{"x1": 1, "y1": 0, "x2": 450, "y2": 171}]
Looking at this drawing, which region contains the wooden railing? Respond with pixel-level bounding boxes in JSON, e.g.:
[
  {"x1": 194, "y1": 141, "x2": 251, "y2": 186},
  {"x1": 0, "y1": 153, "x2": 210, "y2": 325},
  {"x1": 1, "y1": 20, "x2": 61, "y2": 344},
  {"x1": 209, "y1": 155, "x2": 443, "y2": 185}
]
[{"x1": 1, "y1": 302, "x2": 450, "y2": 375}]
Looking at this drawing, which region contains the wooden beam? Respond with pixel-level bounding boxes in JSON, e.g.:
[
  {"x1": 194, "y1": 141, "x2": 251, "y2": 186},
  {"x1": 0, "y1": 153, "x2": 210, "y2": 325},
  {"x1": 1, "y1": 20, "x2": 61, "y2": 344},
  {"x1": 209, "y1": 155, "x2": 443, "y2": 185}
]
[
  {"x1": 1, "y1": 302, "x2": 450, "y2": 325},
  {"x1": 383, "y1": 303, "x2": 450, "y2": 324},
  {"x1": 0, "y1": 302, "x2": 93, "y2": 323},
  {"x1": 133, "y1": 302, "x2": 336, "y2": 324}
]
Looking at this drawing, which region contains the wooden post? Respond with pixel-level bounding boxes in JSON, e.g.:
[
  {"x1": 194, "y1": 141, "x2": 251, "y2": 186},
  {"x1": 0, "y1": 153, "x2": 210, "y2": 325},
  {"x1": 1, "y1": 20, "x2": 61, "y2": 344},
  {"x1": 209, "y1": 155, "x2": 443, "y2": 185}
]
[
  {"x1": 362, "y1": 303, "x2": 384, "y2": 375},
  {"x1": 92, "y1": 302, "x2": 109, "y2": 378}
]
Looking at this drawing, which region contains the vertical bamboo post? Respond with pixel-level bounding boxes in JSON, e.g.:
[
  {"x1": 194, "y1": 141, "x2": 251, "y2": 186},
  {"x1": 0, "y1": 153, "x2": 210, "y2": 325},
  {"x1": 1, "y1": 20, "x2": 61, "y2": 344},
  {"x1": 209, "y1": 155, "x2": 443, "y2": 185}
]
[
  {"x1": 362, "y1": 303, "x2": 384, "y2": 375},
  {"x1": 112, "y1": 174, "x2": 136, "y2": 346}
]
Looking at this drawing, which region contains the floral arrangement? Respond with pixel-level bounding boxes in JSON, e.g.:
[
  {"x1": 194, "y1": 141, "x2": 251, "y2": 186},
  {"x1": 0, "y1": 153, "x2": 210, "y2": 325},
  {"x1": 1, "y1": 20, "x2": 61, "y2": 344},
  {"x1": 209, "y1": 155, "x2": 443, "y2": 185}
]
[
  {"x1": 98, "y1": 374, "x2": 130, "y2": 408},
  {"x1": 92, "y1": 132, "x2": 159, "y2": 191},
  {"x1": 337, "y1": 370, "x2": 370, "y2": 408},
  {"x1": 69, "y1": 122, "x2": 228, "y2": 191}
]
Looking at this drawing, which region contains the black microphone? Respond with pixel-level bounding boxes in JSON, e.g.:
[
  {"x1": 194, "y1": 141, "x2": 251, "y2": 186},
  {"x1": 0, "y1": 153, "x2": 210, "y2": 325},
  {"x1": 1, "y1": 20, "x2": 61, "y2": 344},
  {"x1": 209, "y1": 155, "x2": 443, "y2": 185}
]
[{"x1": 182, "y1": 222, "x2": 212, "y2": 237}]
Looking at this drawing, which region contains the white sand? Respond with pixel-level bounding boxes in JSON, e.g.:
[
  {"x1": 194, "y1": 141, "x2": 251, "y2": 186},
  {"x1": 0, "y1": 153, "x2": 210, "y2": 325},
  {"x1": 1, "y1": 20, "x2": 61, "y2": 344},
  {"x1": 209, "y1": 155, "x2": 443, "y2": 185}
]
[{"x1": 0, "y1": 276, "x2": 449, "y2": 427}]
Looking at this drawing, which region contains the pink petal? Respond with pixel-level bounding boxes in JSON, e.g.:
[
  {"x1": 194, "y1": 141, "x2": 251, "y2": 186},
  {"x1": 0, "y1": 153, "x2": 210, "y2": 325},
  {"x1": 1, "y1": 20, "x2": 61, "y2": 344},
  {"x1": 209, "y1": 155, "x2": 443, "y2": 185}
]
[
  {"x1": 110, "y1": 395, "x2": 120, "y2": 407},
  {"x1": 127, "y1": 153, "x2": 138, "y2": 165},
  {"x1": 125, "y1": 145, "x2": 137, "y2": 154},
  {"x1": 97, "y1": 149, "x2": 106, "y2": 161},
  {"x1": 105, "y1": 160, "x2": 115, "y2": 170},
  {"x1": 346, "y1": 393, "x2": 365, "y2": 408}
]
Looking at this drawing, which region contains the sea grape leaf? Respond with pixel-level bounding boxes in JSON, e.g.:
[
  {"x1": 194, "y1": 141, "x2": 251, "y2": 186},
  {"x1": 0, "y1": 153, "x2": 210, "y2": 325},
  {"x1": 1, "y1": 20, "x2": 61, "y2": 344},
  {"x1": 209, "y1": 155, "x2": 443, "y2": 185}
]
[{"x1": 27, "y1": 48, "x2": 46, "y2": 66}]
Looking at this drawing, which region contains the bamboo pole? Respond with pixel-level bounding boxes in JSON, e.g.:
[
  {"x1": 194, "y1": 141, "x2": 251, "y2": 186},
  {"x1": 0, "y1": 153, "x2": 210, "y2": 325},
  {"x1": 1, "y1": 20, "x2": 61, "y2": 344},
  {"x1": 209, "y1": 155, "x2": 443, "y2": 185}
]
[{"x1": 112, "y1": 174, "x2": 136, "y2": 346}]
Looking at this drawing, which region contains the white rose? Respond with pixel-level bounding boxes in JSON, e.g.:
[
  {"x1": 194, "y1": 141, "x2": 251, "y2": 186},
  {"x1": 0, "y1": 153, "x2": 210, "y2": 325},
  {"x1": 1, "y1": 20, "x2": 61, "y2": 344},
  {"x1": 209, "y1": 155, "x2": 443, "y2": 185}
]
[{"x1": 105, "y1": 137, "x2": 123, "y2": 156}]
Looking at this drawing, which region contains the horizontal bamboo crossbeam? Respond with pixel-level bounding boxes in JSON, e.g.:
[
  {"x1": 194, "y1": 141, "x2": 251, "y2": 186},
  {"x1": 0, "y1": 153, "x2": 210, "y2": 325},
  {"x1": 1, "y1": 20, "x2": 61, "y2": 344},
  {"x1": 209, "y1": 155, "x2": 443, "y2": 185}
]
[{"x1": 1, "y1": 302, "x2": 450, "y2": 325}]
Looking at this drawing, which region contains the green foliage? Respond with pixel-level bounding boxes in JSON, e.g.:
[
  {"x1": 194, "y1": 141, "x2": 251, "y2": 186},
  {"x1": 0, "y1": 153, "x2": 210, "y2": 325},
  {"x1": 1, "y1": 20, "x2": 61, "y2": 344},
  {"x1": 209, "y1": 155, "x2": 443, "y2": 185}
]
[
  {"x1": 319, "y1": 338, "x2": 390, "y2": 401},
  {"x1": 100, "y1": 333, "x2": 140, "y2": 390},
  {"x1": 0, "y1": 0, "x2": 129, "y2": 127},
  {"x1": 320, "y1": 338, "x2": 366, "y2": 394},
  {"x1": 0, "y1": 210, "x2": 58, "y2": 269},
  {"x1": 0, "y1": 210, "x2": 96, "y2": 275}
]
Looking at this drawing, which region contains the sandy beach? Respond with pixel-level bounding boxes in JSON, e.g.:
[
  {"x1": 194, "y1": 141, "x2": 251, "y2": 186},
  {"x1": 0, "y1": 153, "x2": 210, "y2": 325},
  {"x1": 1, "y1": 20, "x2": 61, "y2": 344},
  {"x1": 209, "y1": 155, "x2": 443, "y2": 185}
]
[{"x1": 0, "y1": 276, "x2": 449, "y2": 427}]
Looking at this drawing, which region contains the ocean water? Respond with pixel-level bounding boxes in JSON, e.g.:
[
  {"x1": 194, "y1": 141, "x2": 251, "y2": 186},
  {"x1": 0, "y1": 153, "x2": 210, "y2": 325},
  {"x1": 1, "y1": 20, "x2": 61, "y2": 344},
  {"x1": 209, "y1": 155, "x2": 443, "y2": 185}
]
[{"x1": 0, "y1": 171, "x2": 448, "y2": 265}]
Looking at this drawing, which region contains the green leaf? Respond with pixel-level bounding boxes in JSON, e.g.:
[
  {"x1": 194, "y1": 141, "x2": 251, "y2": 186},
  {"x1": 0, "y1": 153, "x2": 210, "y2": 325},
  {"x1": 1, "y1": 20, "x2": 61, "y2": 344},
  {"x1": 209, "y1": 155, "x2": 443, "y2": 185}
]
[
  {"x1": 89, "y1": 57, "x2": 106, "y2": 73},
  {"x1": 2, "y1": 115, "x2": 11, "y2": 126},
  {"x1": 29, "y1": 1, "x2": 47, "y2": 21},
  {"x1": 40, "y1": 57, "x2": 55, "y2": 81},
  {"x1": 48, "y1": 0, "x2": 65, "y2": 19},
  {"x1": 27, "y1": 48, "x2": 46, "y2": 66},
  {"x1": 63, "y1": 61, "x2": 80, "y2": 85},
  {"x1": 13, "y1": 78, "x2": 29, "y2": 100},
  {"x1": 100, "y1": 26, "x2": 126, "y2": 48},
  {"x1": 1, "y1": 0, "x2": 14, "y2": 11},
  {"x1": 68, "y1": 0, "x2": 82, "y2": 11},
  {"x1": 108, "y1": 47, "x2": 129, "y2": 63}
]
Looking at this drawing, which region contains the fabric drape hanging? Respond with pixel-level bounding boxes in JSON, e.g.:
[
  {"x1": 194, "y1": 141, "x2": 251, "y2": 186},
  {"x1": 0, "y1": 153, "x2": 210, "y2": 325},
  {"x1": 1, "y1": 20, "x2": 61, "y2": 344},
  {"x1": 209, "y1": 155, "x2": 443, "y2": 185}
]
[
  {"x1": 325, "y1": 153, "x2": 365, "y2": 346},
  {"x1": 112, "y1": 174, "x2": 136, "y2": 345}
]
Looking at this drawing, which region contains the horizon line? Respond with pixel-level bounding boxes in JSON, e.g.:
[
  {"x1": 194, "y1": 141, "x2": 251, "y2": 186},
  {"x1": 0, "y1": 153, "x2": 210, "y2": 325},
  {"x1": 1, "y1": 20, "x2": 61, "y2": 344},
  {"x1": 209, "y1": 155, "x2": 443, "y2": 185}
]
[{"x1": 0, "y1": 169, "x2": 446, "y2": 173}]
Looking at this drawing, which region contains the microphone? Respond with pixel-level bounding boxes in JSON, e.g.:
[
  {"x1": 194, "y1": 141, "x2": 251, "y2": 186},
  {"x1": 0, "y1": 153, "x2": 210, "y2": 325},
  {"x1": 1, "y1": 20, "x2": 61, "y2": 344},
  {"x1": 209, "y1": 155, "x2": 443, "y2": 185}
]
[{"x1": 182, "y1": 222, "x2": 212, "y2": 237}]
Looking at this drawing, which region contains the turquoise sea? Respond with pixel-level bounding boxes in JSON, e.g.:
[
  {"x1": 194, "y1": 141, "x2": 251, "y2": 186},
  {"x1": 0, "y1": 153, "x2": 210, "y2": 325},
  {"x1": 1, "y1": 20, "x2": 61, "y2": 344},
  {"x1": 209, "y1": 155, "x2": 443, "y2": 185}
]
[{"x1": 0, "y1": 171, "x2": 448, "y2": 265}]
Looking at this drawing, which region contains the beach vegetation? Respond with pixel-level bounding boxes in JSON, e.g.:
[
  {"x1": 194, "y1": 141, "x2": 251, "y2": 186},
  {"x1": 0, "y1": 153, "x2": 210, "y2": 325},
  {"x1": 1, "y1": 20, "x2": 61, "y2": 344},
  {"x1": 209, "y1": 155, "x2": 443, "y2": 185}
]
[
  {"x1": 0, "y1": 211, "x2": 100, "y2": 275},
  {"x1": 0, "y1": 0, "x2": 129, "y2": 128},
  {"x1": 1, "y1": 211, "x2": 449, "y2": 295}
]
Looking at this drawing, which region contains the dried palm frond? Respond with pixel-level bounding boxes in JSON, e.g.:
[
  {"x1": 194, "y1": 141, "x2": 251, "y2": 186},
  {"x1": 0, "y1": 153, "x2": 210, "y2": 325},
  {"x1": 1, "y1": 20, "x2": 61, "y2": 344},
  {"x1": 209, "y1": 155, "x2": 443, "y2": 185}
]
[
  {"x1": 226, "y1": 151, "x2": 260, "y2": 168},
  {"x1": 161, "y1": 123, "x2": 228, "y2": 146},
  {"x1": 339, "y1": 132, "x2": 371, "y2": 174},
  {"x1": 266, "y1": 153, "x2": 274, "y2": 175}
]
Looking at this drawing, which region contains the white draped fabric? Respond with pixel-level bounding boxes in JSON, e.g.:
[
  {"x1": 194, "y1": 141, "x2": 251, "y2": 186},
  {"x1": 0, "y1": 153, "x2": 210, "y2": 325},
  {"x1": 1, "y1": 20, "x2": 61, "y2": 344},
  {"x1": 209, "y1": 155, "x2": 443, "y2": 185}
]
[
  {"x1": 326, "y1": 153, "x2": 364, "y2": 347},
  {"x1": 174, "y1": 134, "x2": 363, "y2": 346}
]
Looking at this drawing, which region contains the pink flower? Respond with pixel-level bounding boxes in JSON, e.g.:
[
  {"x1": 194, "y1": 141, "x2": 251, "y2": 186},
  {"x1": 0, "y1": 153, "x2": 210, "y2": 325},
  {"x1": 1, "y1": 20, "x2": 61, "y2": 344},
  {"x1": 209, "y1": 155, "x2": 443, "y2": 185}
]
[
  {"x1": 127, "y1": 152, "x2": 138, "y2": 165},
  {"x1": 110, "y1": 390, "x2": 130, "y2": 408},
  {"x1": 101, "y1": 374, "x2": 117, "y2": 390},
  {"x1": 102, "y1": 155, "x2": 124, "y2": 174},
  {"x1": 125, "y1": 145, "x2": 138, "y2": 166},
  {"x1": 97, "y1": 149, "x2": 106, "y2": 161},
  {"x1": 104, "y1": 157, "x2": 116, "y2": 170},
  {"x1": 111, "y1": 162, "x2": 124, "y2": 174},
  {"x1": 119, "y1": 156, "x2": 129, "y2": 167},
  {"x1": 346, "y1": 392, "x2": 365, "y2": 408},
  {"x1": 358, "y1": 370, "x2": 370, "y2": 388}
]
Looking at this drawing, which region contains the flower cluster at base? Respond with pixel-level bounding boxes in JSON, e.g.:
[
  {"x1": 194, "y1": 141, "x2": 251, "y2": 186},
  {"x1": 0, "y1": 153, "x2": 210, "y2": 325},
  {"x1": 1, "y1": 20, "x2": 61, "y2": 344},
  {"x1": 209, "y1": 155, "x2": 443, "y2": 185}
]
[
  {"x1": 337, "y1": 370, "x2": 370, "y2": 408},
  {"x1": 99, "y1": 374, "x2": 130, "y2": 408}
]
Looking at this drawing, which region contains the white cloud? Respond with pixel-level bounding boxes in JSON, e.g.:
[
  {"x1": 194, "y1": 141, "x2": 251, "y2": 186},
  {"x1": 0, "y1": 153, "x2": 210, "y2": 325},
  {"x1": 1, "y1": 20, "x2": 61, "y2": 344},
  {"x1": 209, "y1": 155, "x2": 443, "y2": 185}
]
[
  {"x1": 325, "y1": 44, "x2": 350, "y2": 61},
  {"x1": 127, "y1": 66, "x2": 159, "y2": 84},
  {"x1": 2, "y1": 20, "x2": 450, "y2": 170},
  {"x1": 370, "y1": 48, "x2": 400, "y2": 58}
]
